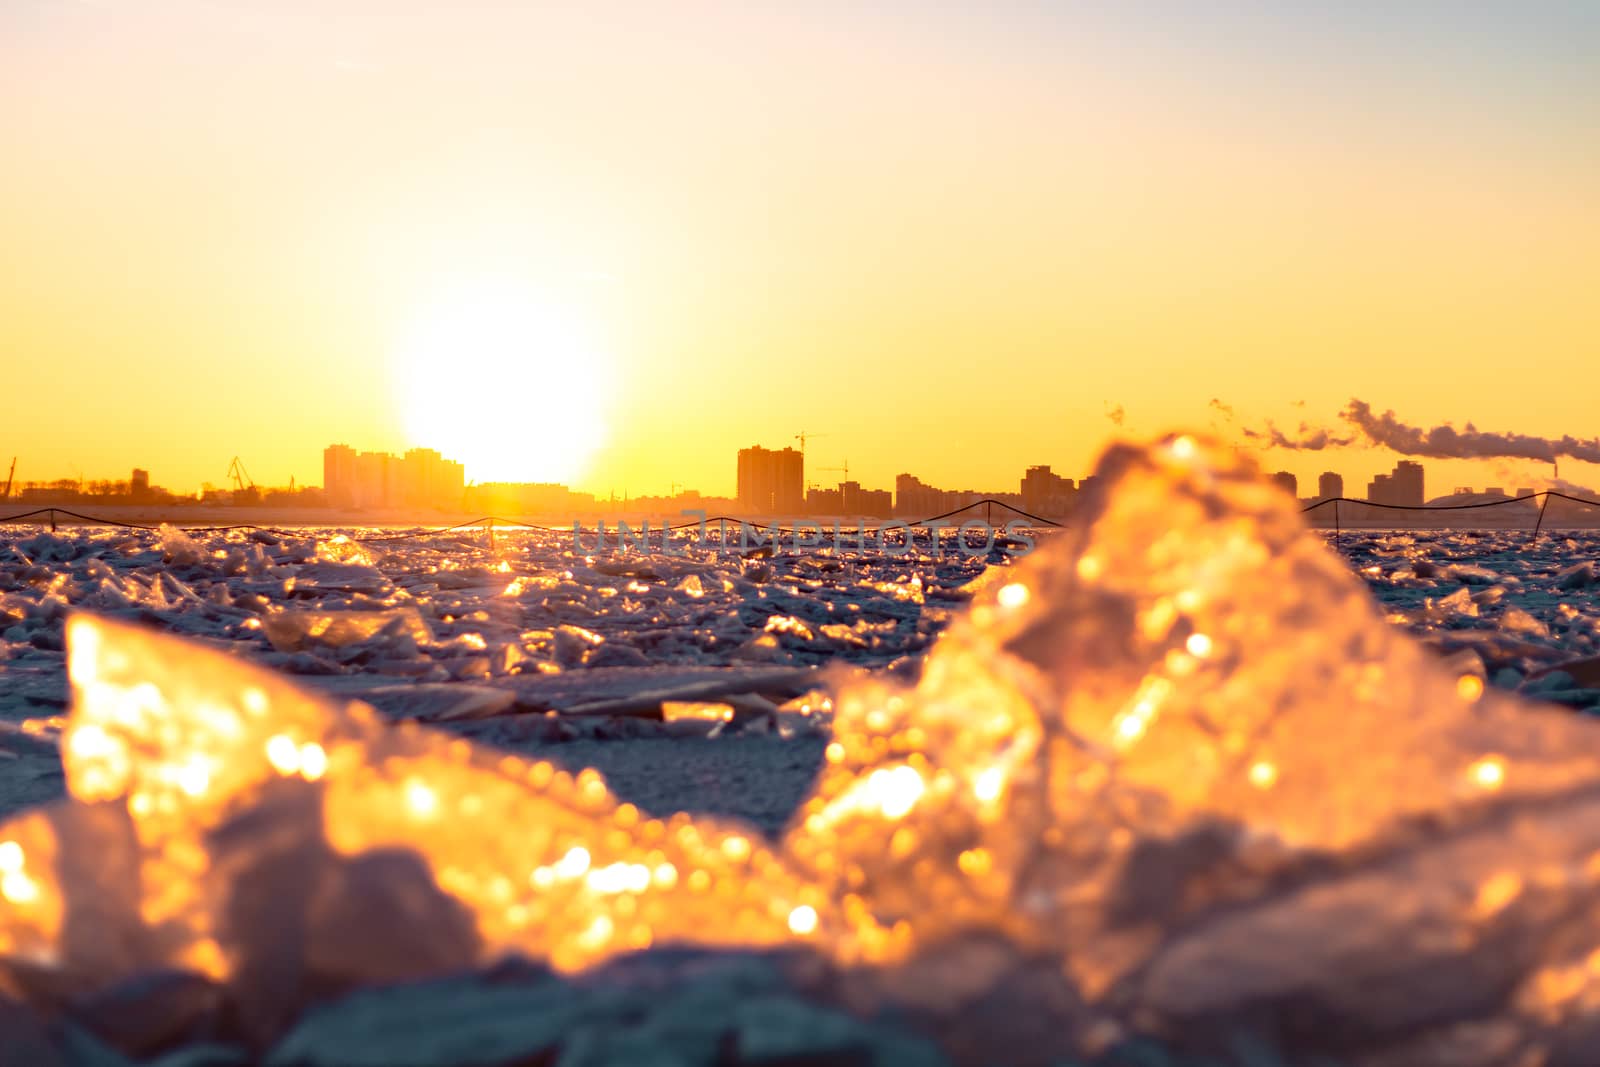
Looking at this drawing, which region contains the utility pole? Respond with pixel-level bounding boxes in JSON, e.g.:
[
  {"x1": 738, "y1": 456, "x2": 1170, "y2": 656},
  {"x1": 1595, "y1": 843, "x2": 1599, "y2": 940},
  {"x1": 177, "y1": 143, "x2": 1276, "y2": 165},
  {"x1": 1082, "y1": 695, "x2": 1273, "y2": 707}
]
[{"x1": 2, "y1": 458, "x2": 14, "y2": 502}]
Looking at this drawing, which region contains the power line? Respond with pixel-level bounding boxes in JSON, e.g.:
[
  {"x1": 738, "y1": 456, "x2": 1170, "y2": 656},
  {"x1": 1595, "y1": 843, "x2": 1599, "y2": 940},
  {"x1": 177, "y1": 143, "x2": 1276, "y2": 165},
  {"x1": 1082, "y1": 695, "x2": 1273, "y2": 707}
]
[
  {"x1": 1299, "y1": 492, "x2": 1600, "y2": 513},
  {"x1": 11, "y1": 491, "x2": 1595, "y2": 546},
  {"x1": 0, "y1": 497, "x2": 1064, "y2": 543}
]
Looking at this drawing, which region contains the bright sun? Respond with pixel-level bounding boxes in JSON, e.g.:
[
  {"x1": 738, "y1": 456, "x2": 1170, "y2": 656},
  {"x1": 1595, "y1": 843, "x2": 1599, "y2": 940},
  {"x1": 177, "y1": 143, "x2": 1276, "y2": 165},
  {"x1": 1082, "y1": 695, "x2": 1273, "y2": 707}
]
[{"x1": 392, "y1": 277, "x2": 610, "y2": 486}]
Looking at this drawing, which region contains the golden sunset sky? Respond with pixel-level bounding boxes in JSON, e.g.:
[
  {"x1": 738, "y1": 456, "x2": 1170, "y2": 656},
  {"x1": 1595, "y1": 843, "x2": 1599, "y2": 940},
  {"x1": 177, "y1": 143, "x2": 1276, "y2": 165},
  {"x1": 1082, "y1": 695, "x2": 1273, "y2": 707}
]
[{"x1": 2, "y1": 3, "x2": 1596, "y2": 500}]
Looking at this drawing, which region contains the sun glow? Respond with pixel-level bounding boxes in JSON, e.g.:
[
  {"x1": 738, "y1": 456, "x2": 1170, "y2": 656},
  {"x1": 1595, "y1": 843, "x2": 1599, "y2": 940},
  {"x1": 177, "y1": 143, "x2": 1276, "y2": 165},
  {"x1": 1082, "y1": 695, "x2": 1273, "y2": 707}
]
[{"x1": 392, "y1": 277, "x2": 611, "y2": 485}]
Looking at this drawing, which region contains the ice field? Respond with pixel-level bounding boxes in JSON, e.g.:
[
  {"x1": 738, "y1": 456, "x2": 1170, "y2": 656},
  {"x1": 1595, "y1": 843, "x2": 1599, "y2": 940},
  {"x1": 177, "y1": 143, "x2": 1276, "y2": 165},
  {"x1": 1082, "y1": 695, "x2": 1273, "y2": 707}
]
[
  {"x1": 5, "y1": 437, "x2": 1600, "y2": 1065},
  {"x1": 0, "y1": 513, "x2": 998, "y2": 826}
]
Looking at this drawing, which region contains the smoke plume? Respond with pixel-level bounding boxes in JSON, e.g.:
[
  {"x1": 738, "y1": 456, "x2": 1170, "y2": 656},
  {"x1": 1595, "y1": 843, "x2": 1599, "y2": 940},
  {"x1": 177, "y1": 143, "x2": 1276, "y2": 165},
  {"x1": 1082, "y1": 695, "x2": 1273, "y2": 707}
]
[
  {"x1": 1341, "y1": 400, "x2": 1600, "y2": 465},
  {"x1": 1240, "y1": 421, "x2": 1354, "y2": 451},
  {"x1": 1484, "y1": 460, "x2": 1600, "y2": 500}
]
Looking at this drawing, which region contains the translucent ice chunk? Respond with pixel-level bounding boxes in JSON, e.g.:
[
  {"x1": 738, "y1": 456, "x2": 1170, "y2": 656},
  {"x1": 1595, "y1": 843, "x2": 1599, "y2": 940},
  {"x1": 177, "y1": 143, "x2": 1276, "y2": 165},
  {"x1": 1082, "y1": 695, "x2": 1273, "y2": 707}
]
[
  {"x1": 796, "y1": 435, "x2": 1600, "y2": 1050},
  {"x1": 0, "y1": 612, "x2": 829, "y2": 1005},
  {"x1": 158, "y1": 525, "x2": 205, "y2": 567},
  {"x1": 261, "y1": 609, "x2": 433, "y2": 653},
  {"x1": 315, "y1": 536, "x2": 376, "y2": 567}
]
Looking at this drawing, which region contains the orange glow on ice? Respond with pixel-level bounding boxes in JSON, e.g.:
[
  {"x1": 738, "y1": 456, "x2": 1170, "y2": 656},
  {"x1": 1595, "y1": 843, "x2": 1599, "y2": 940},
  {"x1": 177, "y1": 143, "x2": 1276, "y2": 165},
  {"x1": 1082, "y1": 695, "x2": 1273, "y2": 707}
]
[{"x1": 8, "y1": 436, "x2": 1600, "y2": 1063}]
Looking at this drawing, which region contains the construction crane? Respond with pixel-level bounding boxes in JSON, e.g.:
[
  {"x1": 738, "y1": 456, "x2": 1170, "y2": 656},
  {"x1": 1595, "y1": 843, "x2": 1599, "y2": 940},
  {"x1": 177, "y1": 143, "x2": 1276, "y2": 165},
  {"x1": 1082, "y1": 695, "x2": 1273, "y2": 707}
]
[
  {"x1": 2, "y1": 458, "x2": 14, "y2": 502},
  {"x1": 226, "y1": 457, "x2": 261, "y2": 505},
  {"x1": 808, "y1": 459, "x2": 851, "y2": 498},
  {"x1": 794, "y1": 431, "x2": 829, "y2": 455},
  {"x1": 227, "y1": 457, "x2": 255, "y2": 492}
]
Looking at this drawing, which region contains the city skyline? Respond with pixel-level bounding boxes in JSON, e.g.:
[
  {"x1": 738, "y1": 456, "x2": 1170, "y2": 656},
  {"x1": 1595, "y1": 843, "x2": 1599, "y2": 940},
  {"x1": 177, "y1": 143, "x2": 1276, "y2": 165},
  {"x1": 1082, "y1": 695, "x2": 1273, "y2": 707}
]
[
  {"x1": 13, "y1": 437, "x2": 1599, "y2": 523},
  {"x1": 8, "y1": 421, "x2": 1600, "y2": 508}
]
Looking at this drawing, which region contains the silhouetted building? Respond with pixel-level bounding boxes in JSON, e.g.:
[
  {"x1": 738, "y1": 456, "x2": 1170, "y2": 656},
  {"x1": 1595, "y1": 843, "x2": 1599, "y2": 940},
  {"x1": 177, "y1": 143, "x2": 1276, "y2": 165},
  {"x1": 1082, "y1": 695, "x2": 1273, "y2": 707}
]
[
  {"x1": 806, "y1": 486, "x2": 843, "y2": 514},
  {"x1": 323, "y1": 445, "x2": 358, "y2": 507},
  {"x1": 1021, "y1": 465, "x2": 1076, "y2": 516},
  {"x1": 354, "y1": 451, "x2": 397, "y2": 508},
  {"x1": 130, "y1": 469, "x2": 150, "y2": 501},
  {"x1": 465, "y1": 482, "x2": 594, "y2": 514},
  {"x1": 1393, "y1": 460, "x2": 1424, "y2": 506},
  {"x1": 737, "y1": 446, "x2": 804, "y2": 514},
  {"x1": 773, "y1": 451, "x2": 804, "y2": 513},
  {"x1": 895, "y1": 473, "x2": 944, "y2": 517},
  {"x1": 1367, "y1": 460, "x2": 1425, "y2": 507},
  {"x1": 1318, "y1": 472, "x2": 1343, "y2": 500},
  {"x1": 398, "y1": 448, "x2": 465, "y2": 510},
  {"x1": 839, "y1": 481, "x2": 892, "y2": 517},
  {"x1": 1269, "y1": 471, "x2": 1298, "y2": 498},
  {"x1": 325, "y1": 443, "x2": 464, "y2": 510},
  {"x1": 890, "y1": 471, "x2": 1035, "y2": 520}
]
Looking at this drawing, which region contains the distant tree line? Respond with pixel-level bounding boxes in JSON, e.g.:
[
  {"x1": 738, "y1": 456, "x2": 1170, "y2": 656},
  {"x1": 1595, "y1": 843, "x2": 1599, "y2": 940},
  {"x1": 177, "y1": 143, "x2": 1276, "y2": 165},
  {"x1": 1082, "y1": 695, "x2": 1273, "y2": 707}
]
[{"x1": 9, "y1": 480, "x2": 327, "y2": 508}]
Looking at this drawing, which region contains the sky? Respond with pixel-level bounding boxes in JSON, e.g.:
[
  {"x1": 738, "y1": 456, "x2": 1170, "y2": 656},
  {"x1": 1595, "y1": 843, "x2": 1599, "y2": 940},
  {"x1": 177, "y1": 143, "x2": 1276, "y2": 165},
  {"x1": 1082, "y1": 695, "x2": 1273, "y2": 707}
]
[{"x1": 2, "y1": 1, "x2": 1597, "y2": 500}]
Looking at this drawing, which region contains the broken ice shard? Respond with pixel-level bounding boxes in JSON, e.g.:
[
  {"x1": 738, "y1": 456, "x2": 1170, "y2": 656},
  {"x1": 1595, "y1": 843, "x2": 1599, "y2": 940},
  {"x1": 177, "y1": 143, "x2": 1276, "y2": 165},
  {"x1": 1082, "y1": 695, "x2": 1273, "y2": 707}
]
[
  {"x1": 798, "y1": 434, "x2": 1600, "y2": 1056},
  {"x1": 260, "y1": 607, "x2": 432, "y2": 653},
  {"x1": 0, "y1": 615, "x2": 831, "y2": 1016}
]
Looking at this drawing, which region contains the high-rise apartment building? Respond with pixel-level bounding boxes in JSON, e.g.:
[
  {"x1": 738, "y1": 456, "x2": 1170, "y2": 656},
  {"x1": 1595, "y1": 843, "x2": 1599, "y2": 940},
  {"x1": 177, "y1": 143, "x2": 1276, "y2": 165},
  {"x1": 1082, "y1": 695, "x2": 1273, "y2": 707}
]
[
  {"x1": 736, "y1": 446, "x2": 804, "y2": 513},
  {"x1": 1367, "y1": 460, "x2": 1425, "y2": 506},
  {"x1": 323, "y1": 445, "x2": 359, "y2": 507},
  {"x1": 1020, "y1": 465, "x2": 1076, "y2": 516},
  {"x1": 325, "y1": 443, "x2": 465, "y2": 510}
]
